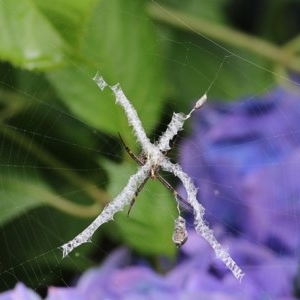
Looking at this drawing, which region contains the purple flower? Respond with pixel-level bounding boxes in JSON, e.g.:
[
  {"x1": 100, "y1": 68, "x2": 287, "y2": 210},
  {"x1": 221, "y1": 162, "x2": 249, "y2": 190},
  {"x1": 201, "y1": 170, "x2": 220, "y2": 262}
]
[
  {"x1": 180, "y1": 85, "x2": 300, "y2": 255},
  {"x1": 47, "y1": 248, "x2": 177, "y2": 300},
  {"x1": 177, "y1": 84, "x2": 300, "y2": 297},
  {"x1": 45, "y1": 234, "x2": 296, "y2": 299},
  {"x1": 0, "y1": 283, "x2": 41, "y2": 300},
  {"x1": 169, "y1": 231, "x2": 296, "y2": 299}
]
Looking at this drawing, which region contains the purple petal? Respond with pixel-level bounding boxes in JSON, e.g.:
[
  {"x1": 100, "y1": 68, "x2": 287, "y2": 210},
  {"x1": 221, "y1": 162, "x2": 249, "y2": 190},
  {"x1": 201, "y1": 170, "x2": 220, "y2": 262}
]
[
  {"x1": 0, "y1": 283, "x2": 41, "y2": 300},
  {"x1": 180, "y1": 86, "x2": 300, "y2": 253}
]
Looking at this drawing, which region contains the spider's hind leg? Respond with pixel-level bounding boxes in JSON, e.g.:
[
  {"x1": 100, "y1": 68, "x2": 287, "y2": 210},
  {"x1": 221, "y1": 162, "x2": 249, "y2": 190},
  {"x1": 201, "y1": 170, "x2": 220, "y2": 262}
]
[{"x1": 127, "y1": 176, "x2": 150, "y2": 217}]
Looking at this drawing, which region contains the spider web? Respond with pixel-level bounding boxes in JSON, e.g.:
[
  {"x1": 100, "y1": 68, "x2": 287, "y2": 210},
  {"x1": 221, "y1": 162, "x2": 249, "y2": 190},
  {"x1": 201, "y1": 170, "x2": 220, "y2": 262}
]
[{"x1": 0, "y1": 0, "x2": 299, "y2": 298}]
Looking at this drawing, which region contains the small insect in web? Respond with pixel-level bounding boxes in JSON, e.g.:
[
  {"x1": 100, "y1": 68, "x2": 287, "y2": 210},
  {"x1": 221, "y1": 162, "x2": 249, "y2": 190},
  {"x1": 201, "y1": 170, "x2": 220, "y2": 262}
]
[{"x1": 172, "y1": 216, "x2": 188, "y2": 247}]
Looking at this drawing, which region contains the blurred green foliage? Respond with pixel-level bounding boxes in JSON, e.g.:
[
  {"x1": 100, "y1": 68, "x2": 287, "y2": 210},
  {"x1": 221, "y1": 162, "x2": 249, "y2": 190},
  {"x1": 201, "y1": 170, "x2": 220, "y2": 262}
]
[{"x1": 0, "y1": 0, "x2": 299, "y2": 291}]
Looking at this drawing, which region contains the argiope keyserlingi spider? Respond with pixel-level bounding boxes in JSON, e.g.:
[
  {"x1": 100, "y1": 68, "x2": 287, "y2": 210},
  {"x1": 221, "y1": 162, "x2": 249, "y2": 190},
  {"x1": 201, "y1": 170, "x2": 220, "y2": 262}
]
[
  {"x1": 119, "y1": 132, "x2": 189, "y2": 247},
  {"x1": 62, "y1": 74, "x2": 244, "y2": 281}
]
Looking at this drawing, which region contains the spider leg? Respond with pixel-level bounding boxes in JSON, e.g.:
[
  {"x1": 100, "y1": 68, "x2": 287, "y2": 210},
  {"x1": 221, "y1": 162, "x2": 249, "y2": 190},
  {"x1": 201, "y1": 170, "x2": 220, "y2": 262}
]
[
  {"x1": 118, "y1": 133, "x2": 151, "y2": 216},
  {"x1": 127, "y1": 175, "x2": 150, "y2": 217},
  {"x1": 161, "y1": 133, "x2": 179, "y2": 157},
  {"x1": 118, "y1": 132, "x2": 144, "y2": 166},
  {"x1": 156, "y1": 174, "x2": 192, "y2": 210}
]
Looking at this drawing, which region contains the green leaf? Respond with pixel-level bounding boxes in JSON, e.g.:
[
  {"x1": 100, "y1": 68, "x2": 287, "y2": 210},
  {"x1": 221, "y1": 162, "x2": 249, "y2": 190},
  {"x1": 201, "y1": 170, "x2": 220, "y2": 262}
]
[
  {"x1": 160, "y1": 0, "x2": 228, "y2": 23},
  {"x1": 0, "y1": 174, "x2": 51, "y2": 225},
  {"x1": 167, "y1": 33, "x2": 274, "y2": 110},
  {"x1": 31, "y1": 0, "x2": 98, "y2": 46},
  {"x1": 47, "y1": 0, "x2": 164, "y2": 146},
  {"x1": 0, "y1": 0, "x2": 98, "y2": 70},
  {"x1": 0, "y1": 0, "x2": 67, "y2": 70},
  {"x1": 0, "y1": 206, "x2": 96, "y2": 291},
  {"x1": 47, "y1": 65, "x2": 120, "y2": 136},
  {"x1": 102, "y1": 159, "x2": 177, "y2": 258}
]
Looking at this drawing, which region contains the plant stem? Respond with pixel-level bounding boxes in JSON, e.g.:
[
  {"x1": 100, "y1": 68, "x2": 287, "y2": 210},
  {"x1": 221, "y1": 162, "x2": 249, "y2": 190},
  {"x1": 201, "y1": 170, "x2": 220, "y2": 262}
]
[
  {"x1": 7, "y1": 177, "x2": 102, "y2": 217},
  {"x1": 147, "y1": 3, "x2": 300, "y2": 72},
  {"x1": 0, "y1": 124, "x2": 110, "y2": 213}
]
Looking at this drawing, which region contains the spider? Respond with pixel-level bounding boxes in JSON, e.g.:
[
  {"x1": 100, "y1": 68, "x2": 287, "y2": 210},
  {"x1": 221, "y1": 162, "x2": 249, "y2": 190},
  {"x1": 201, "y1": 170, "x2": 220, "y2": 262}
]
[
  {"x1": 118, "y1": 132, "x2": 192, "y2": 218},
  {"x1": 62, "y1": 74, "x2": 244, "y2": 281},
  {"x1": 119, "y1": 133, "x2": 191, "y2": 248}
]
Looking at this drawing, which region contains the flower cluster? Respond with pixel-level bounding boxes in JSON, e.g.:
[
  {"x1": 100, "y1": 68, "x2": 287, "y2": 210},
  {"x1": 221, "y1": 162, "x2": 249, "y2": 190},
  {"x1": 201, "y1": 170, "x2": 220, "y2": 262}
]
[
  {"x1": 178, "y1": 84, "x2": 300, "y2": 298},
  {"x1": 180, "y1": 85, "x2": 300, "y2": 255},
  {"x1": 1, "y1": 237, "x2": 296, "y2": 299}
]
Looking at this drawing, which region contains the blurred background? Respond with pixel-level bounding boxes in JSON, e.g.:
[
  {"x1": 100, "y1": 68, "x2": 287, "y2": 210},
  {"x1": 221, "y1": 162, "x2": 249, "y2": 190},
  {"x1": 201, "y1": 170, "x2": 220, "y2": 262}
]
[{"x1": 0, "y1": 0, "x2": 300, "y2": 298}]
